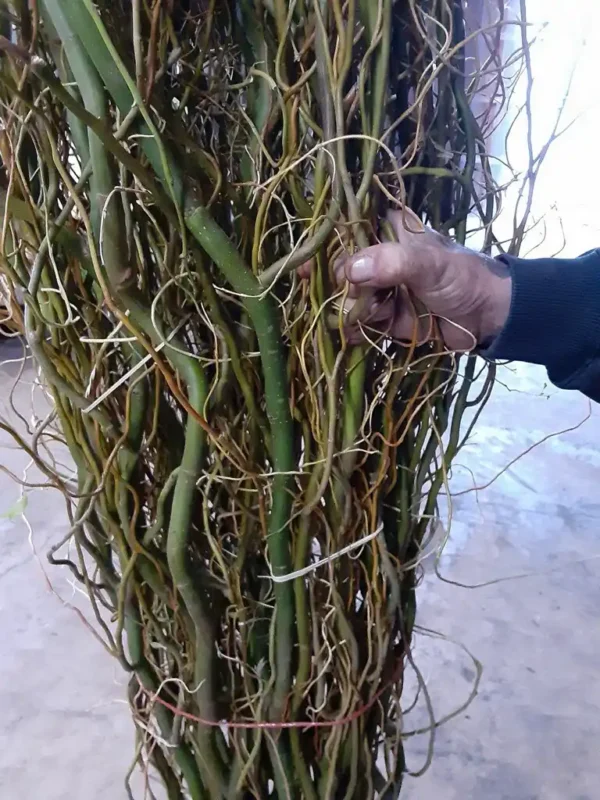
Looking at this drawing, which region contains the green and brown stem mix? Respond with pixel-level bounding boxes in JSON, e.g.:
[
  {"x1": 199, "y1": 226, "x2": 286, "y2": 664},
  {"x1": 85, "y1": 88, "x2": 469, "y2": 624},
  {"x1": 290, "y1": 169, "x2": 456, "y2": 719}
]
[{"x1": 0, "y1": 1, "x2": 535, "y2": 797}]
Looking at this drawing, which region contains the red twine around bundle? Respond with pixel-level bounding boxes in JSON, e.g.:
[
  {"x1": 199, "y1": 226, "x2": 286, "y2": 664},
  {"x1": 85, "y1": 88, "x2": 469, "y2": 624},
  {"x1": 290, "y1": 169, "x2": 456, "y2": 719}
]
[{"x1": 144, "y1": 668, "x2": 401, "y2": 730}]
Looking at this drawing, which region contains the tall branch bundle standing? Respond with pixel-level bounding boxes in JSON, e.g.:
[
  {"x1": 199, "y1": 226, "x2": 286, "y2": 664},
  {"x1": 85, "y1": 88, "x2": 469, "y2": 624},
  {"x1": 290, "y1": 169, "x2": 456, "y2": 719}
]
[{"x1": 0, "y1": 1, "x2": 537, "y2": 797}]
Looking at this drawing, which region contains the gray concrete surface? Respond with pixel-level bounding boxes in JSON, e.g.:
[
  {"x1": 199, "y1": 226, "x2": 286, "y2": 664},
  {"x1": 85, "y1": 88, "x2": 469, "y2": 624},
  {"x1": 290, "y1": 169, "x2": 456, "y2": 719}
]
[
  {"x1": 0, "y1": 347, "x2": 150, "y2": 799},
  {"x1": 402, "y1": 365, "x2": 600, "y2": 800}
]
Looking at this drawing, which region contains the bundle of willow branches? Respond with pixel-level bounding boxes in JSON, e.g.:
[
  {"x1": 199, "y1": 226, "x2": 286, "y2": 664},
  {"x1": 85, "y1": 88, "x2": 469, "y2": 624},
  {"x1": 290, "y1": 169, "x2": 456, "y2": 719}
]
[{"x1": 0, "y1": 0, "x2": 536, "y2": 797}]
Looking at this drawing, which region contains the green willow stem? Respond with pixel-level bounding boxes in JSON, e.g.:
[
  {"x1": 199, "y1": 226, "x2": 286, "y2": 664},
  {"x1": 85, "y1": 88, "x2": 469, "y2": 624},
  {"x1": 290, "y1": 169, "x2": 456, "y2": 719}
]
[
  {"x1": 184, "y1": 206, "x2": 295, "y2": 718},
  {"x1": 143, "y1": 467, "x2": 180, "y2": 546},
  {"x1": 341, "y1": 346, "x2": 368, "y2": 477},
  {"x1": 127, "y1": 619, "x2": 207, "y2": 800},
  {"x1": 356, "y1": 0, "x2": 393, "y2": 206},
  {"x1": 41, "y1": 0, "x2": 106, "y2": 235},
  {"x1": 42, "y1": 7, "x2": 221, "y2": 790},
  {"x1": 165, "y1": 375, "x2": 226, "y2": 795}
]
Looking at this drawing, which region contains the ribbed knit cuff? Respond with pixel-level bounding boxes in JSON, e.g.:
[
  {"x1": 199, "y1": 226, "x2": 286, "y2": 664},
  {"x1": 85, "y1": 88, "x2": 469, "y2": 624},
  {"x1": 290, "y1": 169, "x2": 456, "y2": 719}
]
[{"x1": 482, "y1": 250, "x2": 600, "y2": 389}]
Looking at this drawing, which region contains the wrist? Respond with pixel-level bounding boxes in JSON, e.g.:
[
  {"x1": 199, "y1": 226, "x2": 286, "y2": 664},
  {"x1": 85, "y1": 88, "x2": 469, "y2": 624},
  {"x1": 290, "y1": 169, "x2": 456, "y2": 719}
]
[{"x1": 476, "y1": 255, "x2": 513, "y2": 344}]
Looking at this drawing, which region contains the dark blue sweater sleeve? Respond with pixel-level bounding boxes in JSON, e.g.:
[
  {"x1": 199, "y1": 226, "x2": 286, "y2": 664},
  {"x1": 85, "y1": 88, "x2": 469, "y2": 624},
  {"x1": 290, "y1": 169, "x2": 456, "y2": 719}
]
[{"x1": 483, "y1": 249, "x2": 600, "y2": 402}]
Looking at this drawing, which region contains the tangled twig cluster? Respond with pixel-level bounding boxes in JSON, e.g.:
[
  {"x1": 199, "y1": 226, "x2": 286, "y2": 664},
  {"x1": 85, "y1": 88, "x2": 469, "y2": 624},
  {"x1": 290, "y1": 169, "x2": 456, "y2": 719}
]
[{"x1": 0, "y1": 1, "x2": 542, "y2": 797}]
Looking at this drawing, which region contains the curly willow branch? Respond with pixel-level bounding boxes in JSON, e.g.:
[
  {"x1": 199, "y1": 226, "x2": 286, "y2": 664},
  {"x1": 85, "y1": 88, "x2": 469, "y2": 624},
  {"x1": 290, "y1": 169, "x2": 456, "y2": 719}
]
[{"x1": 0, "y1": 0, "x2": 546, "y2": 797}]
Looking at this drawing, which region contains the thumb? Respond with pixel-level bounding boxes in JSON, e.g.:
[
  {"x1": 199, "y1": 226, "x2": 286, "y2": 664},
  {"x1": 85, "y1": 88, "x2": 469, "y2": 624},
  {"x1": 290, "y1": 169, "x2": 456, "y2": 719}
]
[
  {"x1": 387, "y1": 209, "x2": 425, "y2": 242},
  {"x1": 388, "y1": 210, "x2": 446, "y2": 251},
  {"x1": 340, "y1": 243, "x2": 417, "y2": 290}
]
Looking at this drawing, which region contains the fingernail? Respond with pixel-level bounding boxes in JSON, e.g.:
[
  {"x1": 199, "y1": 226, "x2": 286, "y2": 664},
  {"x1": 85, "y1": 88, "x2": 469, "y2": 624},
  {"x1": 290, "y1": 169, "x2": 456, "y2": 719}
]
[{"x1": 348, "y1": 255, "x2": 374, "y2": 283}]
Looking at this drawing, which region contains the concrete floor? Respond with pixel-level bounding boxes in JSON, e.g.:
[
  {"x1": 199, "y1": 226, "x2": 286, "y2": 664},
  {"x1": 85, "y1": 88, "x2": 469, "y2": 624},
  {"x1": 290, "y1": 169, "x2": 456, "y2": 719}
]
[
  {"x1": 403, "y1": 366, "x2": 600, "y2": 800},
  {"x1": 0, "y1": 349, "x2": 150, "y2": 799},
  {"x1": 4, "y1": 2, "x2": 600, "y2": 798}
]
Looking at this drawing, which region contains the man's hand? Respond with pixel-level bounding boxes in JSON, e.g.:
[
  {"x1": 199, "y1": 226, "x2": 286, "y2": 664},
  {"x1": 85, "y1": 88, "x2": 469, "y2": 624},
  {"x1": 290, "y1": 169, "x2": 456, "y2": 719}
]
[{"x1": 333, "y1": 211, "x2": 512, "y2": 351}]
